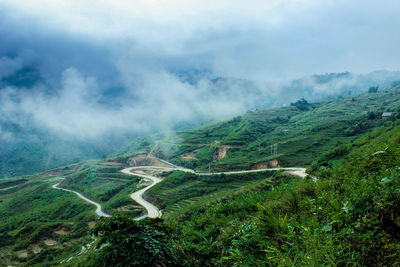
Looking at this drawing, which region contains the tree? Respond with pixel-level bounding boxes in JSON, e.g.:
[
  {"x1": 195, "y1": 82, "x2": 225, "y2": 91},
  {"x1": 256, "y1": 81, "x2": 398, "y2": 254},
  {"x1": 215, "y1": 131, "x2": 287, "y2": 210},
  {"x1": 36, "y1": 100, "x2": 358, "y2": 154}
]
[
  {"x1": 368, "y1": 86, "x2": 379, "y2": 93},
  {"x1": 367, "y1": 111, "x2": 378, "y2": 120},
  {"x1": 290, "y1": 98, "x2": 311, "y2": 111},
  {"x1": 90, "y1": 216, "x2": 176, "y2": 267}
]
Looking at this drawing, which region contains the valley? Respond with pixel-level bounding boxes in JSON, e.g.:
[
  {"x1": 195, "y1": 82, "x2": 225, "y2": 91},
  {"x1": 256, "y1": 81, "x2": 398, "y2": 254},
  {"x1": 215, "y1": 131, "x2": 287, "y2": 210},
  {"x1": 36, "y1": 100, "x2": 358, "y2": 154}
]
[
  {"x1": 2, "y1": 2, "x2": 400, "y2": 266},
  {"x1": 1, "y1": 84, "x2": 400, "y2": 266}
]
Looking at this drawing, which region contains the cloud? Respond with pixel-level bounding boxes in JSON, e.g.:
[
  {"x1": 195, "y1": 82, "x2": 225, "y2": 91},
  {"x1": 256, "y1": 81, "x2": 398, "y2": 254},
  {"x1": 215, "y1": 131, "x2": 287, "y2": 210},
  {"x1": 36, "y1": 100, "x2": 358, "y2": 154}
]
[
  {"x1": 2, "y1": 0, "x2": 400, "y2": 79},
  {"x1": 0, "y1": 67, "x2": 261, "y2": 139},
  {"x1": 1, "y1": 0, "x2": 400, "y2": 140},
  {"x1": 0, "y1": 57, "x2": 24, "y2": 79}
]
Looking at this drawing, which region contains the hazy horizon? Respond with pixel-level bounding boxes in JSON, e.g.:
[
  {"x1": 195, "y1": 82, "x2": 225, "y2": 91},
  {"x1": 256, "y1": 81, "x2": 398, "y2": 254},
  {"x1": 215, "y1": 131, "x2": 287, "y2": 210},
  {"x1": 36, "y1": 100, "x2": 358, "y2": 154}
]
[{"x1": 1, "y1": 0, "x2": 400, "y2": 139}]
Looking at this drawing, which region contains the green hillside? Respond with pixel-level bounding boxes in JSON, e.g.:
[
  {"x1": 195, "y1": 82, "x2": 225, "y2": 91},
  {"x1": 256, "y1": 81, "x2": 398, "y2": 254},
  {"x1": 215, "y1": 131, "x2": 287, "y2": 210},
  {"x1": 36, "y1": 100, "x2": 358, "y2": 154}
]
[
  {"x1": 160, "y1": 120, "x2": 400, "y2": 266},
  {"x1": 119, "y1": 84, "x2": 400, "y2": 172},
  {"x1": 2, "y1": 85, "x2": 400, "y2": 265},
  {"x1": 78, "y1": 85, "x2": 400, "y2": 266},
  {"x1": 0, "y1": 161, "x2": 147, "y2": 266},
  {"x1": 82, "y1": 116, "x2": 400, "y2": 266}
]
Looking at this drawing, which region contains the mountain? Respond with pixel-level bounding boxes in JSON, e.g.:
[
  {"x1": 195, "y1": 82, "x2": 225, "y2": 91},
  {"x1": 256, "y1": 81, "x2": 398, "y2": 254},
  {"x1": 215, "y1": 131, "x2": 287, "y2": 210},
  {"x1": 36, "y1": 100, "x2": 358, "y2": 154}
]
[
  {"x1": 2, "y1": 64, "x2": 400, "y2": 179},
  {"x1": 118, "y1": 82, "x2": 400, "y2": 172},
  {"x1": 102, "y1": 84, "x2": 400, "y2": 266},
  {"x1": 146, "y1": 112, "x2": 400, "y2": 266},
  {"x1": 176, "y1": 70, "x2": 400, "y2": 108},
  {"x1": 1, "y1": 82, "x2": 400, "y2": 265}
]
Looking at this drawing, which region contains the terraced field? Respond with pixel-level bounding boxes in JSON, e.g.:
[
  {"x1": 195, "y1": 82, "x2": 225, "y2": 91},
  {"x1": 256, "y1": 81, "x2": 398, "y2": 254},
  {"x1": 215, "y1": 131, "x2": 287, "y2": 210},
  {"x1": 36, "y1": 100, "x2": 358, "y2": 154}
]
[
  {"x1": 121, "y1": 86, "x2": 400, "y2": 172},
  {"x1": 0, "y1": 161, "x2": 147, "y2": 265},
  {"x1": 61, "y1": 161, "x2": 147, "y2": 217},
  {"x1": 146, "y1": 170, "x2": 278, "y2": 214}
]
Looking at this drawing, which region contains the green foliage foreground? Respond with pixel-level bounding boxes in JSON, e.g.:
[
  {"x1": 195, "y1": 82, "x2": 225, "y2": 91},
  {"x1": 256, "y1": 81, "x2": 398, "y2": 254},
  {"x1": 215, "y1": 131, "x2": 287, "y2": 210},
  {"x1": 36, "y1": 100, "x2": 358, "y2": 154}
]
[
  {"x1": 82, "y1": 121, "x2": 400, "y2": 266},
  {"x1": 87, "y1": 216, "x2": 176, "y2": 267}
]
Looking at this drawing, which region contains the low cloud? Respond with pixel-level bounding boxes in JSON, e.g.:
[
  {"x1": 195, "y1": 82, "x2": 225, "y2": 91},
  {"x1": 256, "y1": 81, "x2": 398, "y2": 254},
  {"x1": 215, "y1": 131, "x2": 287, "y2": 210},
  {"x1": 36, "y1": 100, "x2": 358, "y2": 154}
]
[
  {"x1": 1, "y1": 0, "x2": 400, "y2": 141},
  {"x1": 0, "y1": 67, "x2": 262, "y2": 139}
]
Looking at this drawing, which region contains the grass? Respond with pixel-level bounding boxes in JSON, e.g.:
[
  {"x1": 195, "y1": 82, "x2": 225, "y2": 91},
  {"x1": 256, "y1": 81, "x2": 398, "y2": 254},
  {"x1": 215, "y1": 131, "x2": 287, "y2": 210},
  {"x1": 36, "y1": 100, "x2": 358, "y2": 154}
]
[
  {"x1": 0, "y1": 172, "x2": 95, "y2": 266},
  {"x1": 146, "y1": 170, "x2": 277, "y2": 214},
  {"x1": 61, "y1": 161, "x2": 145, "y2": 216},
  {"x1": 147, "y1": 121, "x2": 400, "y2": 266},
  {"x1": 3, "y1": 85, "x2": 400, "y2": 265},
  {"x1": 118, "y1": 86, "x2": 400, "y2": 172},
  {"x1": 0, "y1": 160, "x2": 146, "y2": 265}
]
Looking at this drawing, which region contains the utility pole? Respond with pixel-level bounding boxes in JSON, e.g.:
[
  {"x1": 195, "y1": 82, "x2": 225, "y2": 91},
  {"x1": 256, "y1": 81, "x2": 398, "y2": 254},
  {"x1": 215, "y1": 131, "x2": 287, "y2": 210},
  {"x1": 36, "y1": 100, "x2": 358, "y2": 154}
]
[{"x1": 271, "y1": 143, "x2": 278, "y2": 156}]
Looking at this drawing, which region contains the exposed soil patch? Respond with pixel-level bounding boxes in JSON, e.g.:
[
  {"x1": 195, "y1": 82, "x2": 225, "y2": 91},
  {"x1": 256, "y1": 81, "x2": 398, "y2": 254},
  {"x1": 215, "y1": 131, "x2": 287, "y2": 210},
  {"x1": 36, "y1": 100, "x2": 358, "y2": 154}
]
[
  {"x1": 252, "y1": 160, "x2": 281, "y2": 169},
  {"x1": 101, "y1": 161, "x2": 120, "y2": 166},
  {"x1": 55, "y1": 228, "x2": 70, "y2": 235},
  {"x1": 16, "y1": 250, "x2": 28, "y2": 259},
  {"x1": 181, "y1": 151, "x2": 197, "y2": 161},
  {"x1": 128, "y1": 154, "x2": 170, "y2": 168},
  {"x1": 44, "y1": 239, "x2": 57, "y2": 246},
  {"x1": 32, "y1": 244, "x2": 42, "y2": 254},
  {"x1": 213, "y1": 146, "x2": 231, "y2": 160},
  {"x1": 88, "y1": 222, "x2": 96, "y2": 229}
]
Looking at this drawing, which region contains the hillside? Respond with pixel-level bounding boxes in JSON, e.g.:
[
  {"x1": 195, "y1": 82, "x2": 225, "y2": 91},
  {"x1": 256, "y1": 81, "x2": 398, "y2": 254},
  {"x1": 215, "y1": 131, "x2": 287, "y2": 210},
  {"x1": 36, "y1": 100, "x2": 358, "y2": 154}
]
[
  {"x1": 2, "y1": 66, "x2": 400, "y2": 179},
  {"x1": 0, "y1": 161, "x2": 147, "y2": 266},
  {"x1": 120, "y1": 84, "x2": 400, "y2": 172},
  {"x1": 80, "y1": 114, "x2": 400, "y2": 266},
  {"x1": 1, "y1": 84, "x2": 400, "y2": 265},
  {"x1": 3, "y1": 2, "x2": 400, "y2": 266},
  {"x1": 159, "y1": 120, "x2": 400, "y2": 266}
]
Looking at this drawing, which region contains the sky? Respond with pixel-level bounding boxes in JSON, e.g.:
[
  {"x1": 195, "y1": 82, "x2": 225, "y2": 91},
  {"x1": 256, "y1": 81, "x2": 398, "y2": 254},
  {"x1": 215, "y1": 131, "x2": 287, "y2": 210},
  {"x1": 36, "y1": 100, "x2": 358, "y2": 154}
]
[{"x1": 1, "y1": 0, "x2": 400, "y2": 138}]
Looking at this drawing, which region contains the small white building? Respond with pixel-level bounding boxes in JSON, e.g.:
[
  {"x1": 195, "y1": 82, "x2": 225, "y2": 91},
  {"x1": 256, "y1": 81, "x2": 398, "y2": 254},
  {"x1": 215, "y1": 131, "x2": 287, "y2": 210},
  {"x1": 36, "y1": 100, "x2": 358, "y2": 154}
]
[{"x1": 382, "y1": 112, "x2": 394, "y2": 117}]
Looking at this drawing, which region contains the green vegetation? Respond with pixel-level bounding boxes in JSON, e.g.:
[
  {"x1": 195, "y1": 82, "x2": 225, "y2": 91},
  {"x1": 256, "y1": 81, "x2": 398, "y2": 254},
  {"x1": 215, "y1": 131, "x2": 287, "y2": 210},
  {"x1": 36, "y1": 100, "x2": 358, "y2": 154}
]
[
  {"x1": 0, "y1": 171, "x2": 95, "y2": 266},
  {"x1": 79, "y1": 119, "x2": 400, "y2": 266},
  {"x1": 368, "y1": 85, "x2": 379, "y2": 93},
  {"x1": 290, "y1": 97, "x2": 312, "y2": 111},
  {"x1": 2, "y1": 84, "x2": 400, "y2": 265},
  {"x1": 86, "y1": 216, "x2": 176, "y2": 267},
  {"x1": 0, "y1": 161, "x2": 147, "y2": 265},
  {"x1": 146, "y1": 170, "x2": 276, "y2": 213},
  {"x1": 167, "y1": 120, "x2": 400, "y2": 265},
  {"x1": 62, "y1": 162, "x2": 144, "y2": 216},
  {"x1": 124, "y1": 85, "x2": 400, "y2": 172},
  {"x1": 0, "y1": 178, "x2": 28, "y2": 189}
]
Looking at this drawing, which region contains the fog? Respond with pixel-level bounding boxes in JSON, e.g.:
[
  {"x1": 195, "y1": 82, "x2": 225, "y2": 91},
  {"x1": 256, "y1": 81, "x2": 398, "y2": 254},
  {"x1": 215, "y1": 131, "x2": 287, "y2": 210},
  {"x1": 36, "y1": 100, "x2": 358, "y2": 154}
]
[{"x1": 1, "y1": 0, "x2": 400, "y2": 139}]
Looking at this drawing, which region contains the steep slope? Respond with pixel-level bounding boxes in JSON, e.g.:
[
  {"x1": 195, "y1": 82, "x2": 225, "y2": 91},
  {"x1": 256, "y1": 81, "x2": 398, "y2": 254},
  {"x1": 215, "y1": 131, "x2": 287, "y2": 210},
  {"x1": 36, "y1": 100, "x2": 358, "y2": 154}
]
[
  {"x1": 75, "y1": 87, "x2": 400, "y2": 266},
  {"x1": 120, "y1": 84, "x2": 400, "y2": 172},
  {"x1": 76, "y1": 120, "x2": 400, "y2": 266},
  {"x1": 147, "y1": 119, "x2": 400, "y2": 266},
  {"x1": 2, "y1": 79, "x2": 400, "y2": 266}
]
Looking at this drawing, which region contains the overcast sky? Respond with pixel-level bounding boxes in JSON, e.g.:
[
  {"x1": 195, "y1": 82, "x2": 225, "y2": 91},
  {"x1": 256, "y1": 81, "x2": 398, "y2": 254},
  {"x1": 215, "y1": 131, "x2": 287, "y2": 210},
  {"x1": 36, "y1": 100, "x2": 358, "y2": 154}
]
[
  {"x1": 1, "y1": 0, "x2": 400, "y2": 137},
  {"x1": 2, "y1": 0, "x2": 400, "y2": 80}
]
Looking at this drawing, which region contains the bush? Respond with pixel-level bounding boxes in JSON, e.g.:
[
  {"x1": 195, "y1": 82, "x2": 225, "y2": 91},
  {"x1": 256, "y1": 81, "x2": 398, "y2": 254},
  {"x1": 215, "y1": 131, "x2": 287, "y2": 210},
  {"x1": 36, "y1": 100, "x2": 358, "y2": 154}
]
[
  {"x1": 368, "y1": 86, "x2": 379, "y2": 93},
  {"x1": 90, "y1": 216, "x2": 177, "y2": 267},
  {"x1": 290, "y1": 98, "x2": 311, "y2": 111}
]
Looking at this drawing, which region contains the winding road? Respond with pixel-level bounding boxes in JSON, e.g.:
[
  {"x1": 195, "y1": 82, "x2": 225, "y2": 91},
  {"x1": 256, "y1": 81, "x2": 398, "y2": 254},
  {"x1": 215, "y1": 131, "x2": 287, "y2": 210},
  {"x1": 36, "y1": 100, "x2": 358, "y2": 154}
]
[
  {"x1": 120, "y1": 163, "x2": 308, "y2": 219},
  {"x1": 52, "y1": 182, "x2": 111, "y2": 217},
  {"x1": 121, "y1": 167, "x2": 163, "y2": 218},
  {"x1": 52, "y1": 159, "x2": 308, "y2": 220}
]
